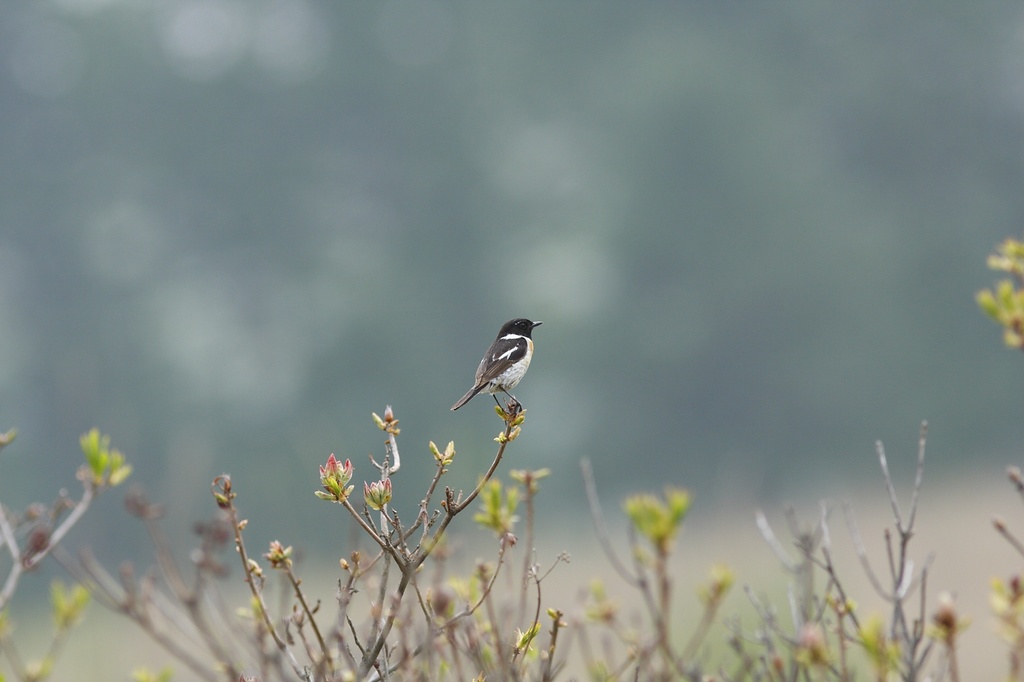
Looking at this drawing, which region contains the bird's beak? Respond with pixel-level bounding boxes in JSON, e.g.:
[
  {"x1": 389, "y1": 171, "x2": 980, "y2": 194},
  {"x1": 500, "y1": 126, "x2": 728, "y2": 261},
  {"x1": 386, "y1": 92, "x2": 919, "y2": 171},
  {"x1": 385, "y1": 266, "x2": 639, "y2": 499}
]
[{"x1": 532, "y1": 321, "x2": 542, "y2": 328}]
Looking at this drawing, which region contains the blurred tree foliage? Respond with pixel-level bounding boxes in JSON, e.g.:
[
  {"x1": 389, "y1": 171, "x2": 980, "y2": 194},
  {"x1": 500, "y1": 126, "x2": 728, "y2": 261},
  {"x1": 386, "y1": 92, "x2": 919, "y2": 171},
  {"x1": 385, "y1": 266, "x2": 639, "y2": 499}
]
[{"x1": 0, "y1": 1, "x2": 1022, "y2": 556}]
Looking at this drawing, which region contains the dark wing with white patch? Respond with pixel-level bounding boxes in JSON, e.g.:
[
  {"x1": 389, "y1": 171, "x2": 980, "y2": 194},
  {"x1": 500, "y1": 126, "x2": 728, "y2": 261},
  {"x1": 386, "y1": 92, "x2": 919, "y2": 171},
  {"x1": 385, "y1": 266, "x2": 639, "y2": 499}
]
[{"x1": 474, "y1": 336, "x2": 527, "y2": 385}]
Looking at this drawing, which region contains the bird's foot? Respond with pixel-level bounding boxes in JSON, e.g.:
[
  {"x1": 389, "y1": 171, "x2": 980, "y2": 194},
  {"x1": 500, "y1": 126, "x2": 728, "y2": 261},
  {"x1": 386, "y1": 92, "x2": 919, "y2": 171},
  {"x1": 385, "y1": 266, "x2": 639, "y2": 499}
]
[{"x1": 503, "y1": 396, "x2": 522, "y2": 418}]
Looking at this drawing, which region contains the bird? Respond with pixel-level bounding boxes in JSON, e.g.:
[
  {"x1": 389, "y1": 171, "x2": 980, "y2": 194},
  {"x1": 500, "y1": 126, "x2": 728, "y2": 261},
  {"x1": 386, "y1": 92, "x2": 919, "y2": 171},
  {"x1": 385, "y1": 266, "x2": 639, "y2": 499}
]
[{"x1": 451, "y1": 318, "x2": 542, "y2": 411}]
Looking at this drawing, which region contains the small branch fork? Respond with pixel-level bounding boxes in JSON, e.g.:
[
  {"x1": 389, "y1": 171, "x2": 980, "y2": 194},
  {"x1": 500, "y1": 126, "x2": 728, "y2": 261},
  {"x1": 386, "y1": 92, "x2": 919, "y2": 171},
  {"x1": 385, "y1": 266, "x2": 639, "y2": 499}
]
[
  {"x1": 994, "y1": 465, "x2": 1024, "y2": 557},
  {"x1": 751, "y1": 421, "x2": 946, "y2": 681},
  {"x1": 580, "y1": 459, "x2": 724, "y2": 679},
  {"x1": 0, "y1": 482, "x2": 96, "y2": 611},
  {"x1": 0, "y1": 429, "x2": 139, "y2": 680}
]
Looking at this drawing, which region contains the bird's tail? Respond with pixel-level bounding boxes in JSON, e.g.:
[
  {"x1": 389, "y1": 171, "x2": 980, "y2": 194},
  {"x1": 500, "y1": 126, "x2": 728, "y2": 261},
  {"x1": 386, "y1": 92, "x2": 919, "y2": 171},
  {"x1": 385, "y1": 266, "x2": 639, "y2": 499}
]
[{"x1": 451, "y1": 385, "x2": 484, "y2": 411}]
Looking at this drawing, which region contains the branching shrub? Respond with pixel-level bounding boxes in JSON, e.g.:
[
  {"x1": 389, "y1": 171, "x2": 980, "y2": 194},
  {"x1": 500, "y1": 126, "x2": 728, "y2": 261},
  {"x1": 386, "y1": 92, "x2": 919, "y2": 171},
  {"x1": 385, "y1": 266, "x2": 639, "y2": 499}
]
[
  {"x1": 3, "y1": 409, "x2": 1020, "y2": 680},
  {"x1": 15, "y1": 409, "x2": 964, "y2": 682},
  {"x1": 0, "y1": 428, "x2": 131, "y2": 681},
  {"x1": 61, "y1": 402, "x2": 573, "y2": 681}
]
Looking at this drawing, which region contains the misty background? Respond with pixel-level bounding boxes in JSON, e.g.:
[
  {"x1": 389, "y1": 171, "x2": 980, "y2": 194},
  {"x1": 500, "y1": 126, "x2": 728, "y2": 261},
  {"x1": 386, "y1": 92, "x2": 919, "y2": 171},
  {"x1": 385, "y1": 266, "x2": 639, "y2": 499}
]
[{"x1": 2, "y1": 0, "x2": 1024, "y2": 615}]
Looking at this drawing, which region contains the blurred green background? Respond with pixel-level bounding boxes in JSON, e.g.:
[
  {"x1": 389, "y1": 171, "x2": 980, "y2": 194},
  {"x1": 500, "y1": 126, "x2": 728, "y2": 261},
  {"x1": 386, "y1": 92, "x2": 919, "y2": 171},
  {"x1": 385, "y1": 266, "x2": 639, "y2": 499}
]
[{"x1": 2, "y1": 0, "x2": 1023, "y2": 654}]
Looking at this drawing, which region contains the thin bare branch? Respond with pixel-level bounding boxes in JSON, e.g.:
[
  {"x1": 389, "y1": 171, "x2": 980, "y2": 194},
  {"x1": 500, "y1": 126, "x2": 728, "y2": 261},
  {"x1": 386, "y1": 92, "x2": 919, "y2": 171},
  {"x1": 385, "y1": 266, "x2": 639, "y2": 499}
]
[
  {"x1": 876, "y1": 440, "x2": 905, "y2": 532},
  {"x1": 580, "y1": 457, "x2": 638, "y2": 586},
  {"x1": 842, "y1": 502, "x2": 892, "y2": 601},
  {"x1": 755, "y1": 510, "x2": 796, "y2": 571},
  {"x1": 994, "y1": 516, "x2": 1024, "y2": 557},
  {"x1": 0, "y1": 502, "x2": 23, "y2": 609},
  {"x1": 906, "y1": 421, "x2": 928, "y2": 532}
]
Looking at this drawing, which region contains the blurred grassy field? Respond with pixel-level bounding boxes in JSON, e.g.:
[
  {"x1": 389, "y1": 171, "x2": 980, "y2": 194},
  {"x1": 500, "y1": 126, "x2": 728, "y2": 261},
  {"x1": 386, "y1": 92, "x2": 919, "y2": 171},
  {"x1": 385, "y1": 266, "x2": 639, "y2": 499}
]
[{"x1": 10, "y1": 468, "x2": 1022, "y2": 681}]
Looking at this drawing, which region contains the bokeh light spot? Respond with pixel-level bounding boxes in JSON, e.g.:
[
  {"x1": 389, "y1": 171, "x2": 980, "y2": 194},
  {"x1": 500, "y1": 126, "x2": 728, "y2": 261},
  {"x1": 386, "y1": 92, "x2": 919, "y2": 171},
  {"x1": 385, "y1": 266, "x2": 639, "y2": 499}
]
[
  {"x1": 252, "y1": 0, "x2": 329, "y2": 84},
  {"x1": 159, "y1": 0, "x2": 249, "y2": 82}
]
